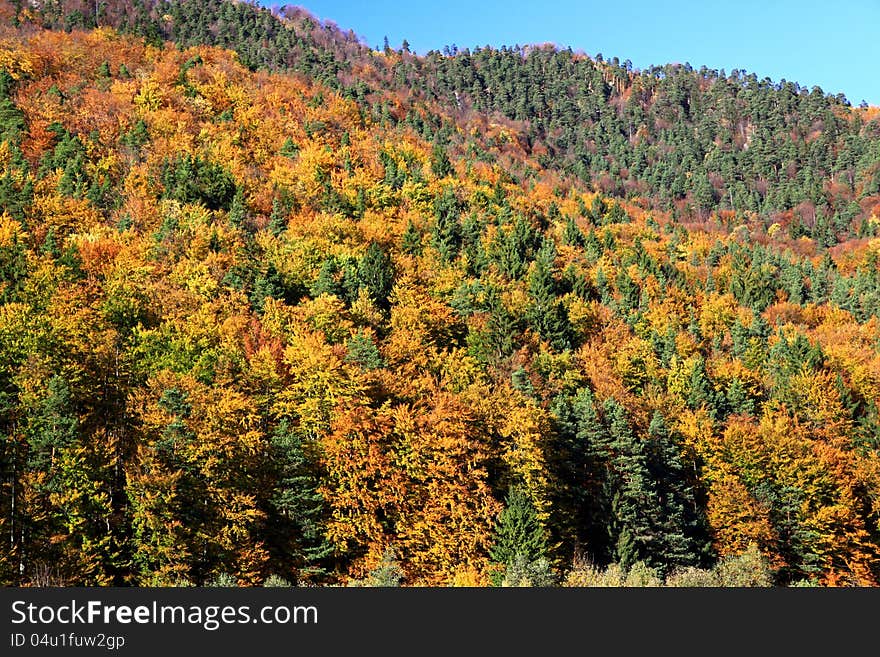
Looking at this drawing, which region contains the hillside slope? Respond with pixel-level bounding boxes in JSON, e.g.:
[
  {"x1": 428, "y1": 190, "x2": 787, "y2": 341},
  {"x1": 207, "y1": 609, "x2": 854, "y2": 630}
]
[{"x1": 11, "y1": 0, "x2": 880, "y2": 244}]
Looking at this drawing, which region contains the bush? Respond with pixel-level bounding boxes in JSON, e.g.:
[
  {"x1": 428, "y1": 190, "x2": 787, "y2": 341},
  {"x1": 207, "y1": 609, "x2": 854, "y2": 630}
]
[
  {"x1": 562, "y1": 560, "x2": 626, "y2": 587},
  {"x1": 624, "y1": 561, "x2": 663, "y2": 587},
  {"x1": 263, "y1": 575, "x2": 293, "y2": 587},
  {"x1": 715, "y1": 543, "x2": 774, "y2": 587},
  {"x1": 666, "y1": 566, "x2": 720, "y2": 587},
  {"x1": 206, "y1": 573, "x2": 239, "y2": 587},
  {"x1": 347, "y1": 548, "x2": 404, "y2": 587},
  {"x1": 502, "y1": 555, "x2": 556, "y2": 587}
]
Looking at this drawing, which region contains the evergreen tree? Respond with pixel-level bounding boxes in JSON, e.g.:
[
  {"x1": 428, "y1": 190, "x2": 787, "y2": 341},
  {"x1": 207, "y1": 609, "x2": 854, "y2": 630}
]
[
  {"x1": 311, "y1": 258, "x2": 341, "y2": 298},
  {"x1": 781, "y1": 264, "x2": 805, "y2": 305},
  {"x1": 268, "y1": 197, "x2": 287, "y2": 236},
  {"x1": 484, "y1": 286, "x2": 518, "y2": 358},
  {"x1": 228, "y1": 188, "x2": 247, "y2": 228},
  {"x1": 160, "y1": 154, "x2": 236, "y2": 211},
  {"x1": 401, "y1": 219, "x2": 422, "y2": 255},
  {"x1": 280, "y1": 137, "x2": 299, "y2": 159},
  {"x1": 604, "y1": 398, "x2": 655, "y2": 571},
  {"x1": 562, "y1": 216, "x2": 585, "y2": 247},
  {"x1": 250, "y1": 263, "x2": 287, "y2": 314},
  {"x1": 268, "y1": 420, "x2": 332, "y2": 583},
  {"x1": 489, "y1": 485, "x2": 548, "y2": 584},
  {"x1": 645, "y1": 411, "x2": 711, "y2": 571},
  {"x1": 358, "y1": 242, "x2": 394, "y2": 307},
  {"x1": 687, "y1": 357, "x2": 717, "y2": 418},
  {"x1": 432, "y1": 186, "x2": 462, "y2": 262},
  {"x1": 26, "y1": 376, "x2": 78, "y2": 480},
  {"x1": 430, "y1": 143, "x2": 452, "y2": 178},
  {"x1": 344, "y1": 331, "x2": 384, "y2": 370},
  {"x1": 526, "y1": 239, "x2": 571, "y2": 350},
  {"x1": 726, "y1": 378, "x2": 755, "y2": 416}
]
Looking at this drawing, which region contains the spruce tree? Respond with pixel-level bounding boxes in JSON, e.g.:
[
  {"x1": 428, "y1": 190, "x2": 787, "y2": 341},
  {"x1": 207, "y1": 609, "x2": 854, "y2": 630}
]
[
  {"x1": 489, "y1": 485, "x2": 548, "y2": 583},
  {"x1": 604, "y1": 398, "x2": 655, "y2": 571},
  {"x1": 726, "y1": 378, "x2": 755, "y2": 416},
  {"x1": 401, "y1": 219, "x2": 422, "y2": 255},
  {"x1": 268, "y1": 197, "x2": 287, "y2": 236},
  {"x1": 269, "y1": 420, "x2": 332, "y2": 583},
  {"x1": 432, "y1": 186, "x2": 462, "y2": 262},
  {"x1": 227, "y1": 188, "x2": 247, "y2": 228},
  {"x1": 562, "y1": 216, "x2": 585, "y2": 247},
  {"x1": 280, "y1": 137, "x2": 299, "y2": 158},
  {"x1": 526, "y1": 238, "x2": 571, "y2": 350},
  {"x1": 357, "y1": 241, "x2": 394, "y2": 307},
  {"x1": 430, "y1": 143, "x2": 452, "y2": 178},
  {"x1": 344, "y1": 331, "x2": 384, "y2": 371},
  {"x1": 645, "y1": 411, "x2": 710, "y2": 571}
]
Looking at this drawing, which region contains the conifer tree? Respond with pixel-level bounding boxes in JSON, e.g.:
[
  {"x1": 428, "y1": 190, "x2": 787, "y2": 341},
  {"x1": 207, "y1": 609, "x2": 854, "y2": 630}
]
[
  {"x1": 489, "y1": 485, "x2": 548, "y2": 583},
  {"x1": 268, "y1": 420, "x2": 332, "y2": 583},
  {"x1": 401, "y1": 220, "x2": 422, "y2": 255},
  {"x1": 527, "y1": 238, "x2": 571, "y2": 350},
  {"x1": 358, "y1": 242, "x2": 394, "y2": 307},
  {"x1": 432, "y1": 186, "x2": 462, "y2": 262}
]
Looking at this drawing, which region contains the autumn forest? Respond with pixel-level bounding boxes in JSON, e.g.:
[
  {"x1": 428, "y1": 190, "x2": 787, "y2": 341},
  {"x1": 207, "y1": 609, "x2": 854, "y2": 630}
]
[{"x1": 1, "y1": 0, "x2": 880, "y2": 587}]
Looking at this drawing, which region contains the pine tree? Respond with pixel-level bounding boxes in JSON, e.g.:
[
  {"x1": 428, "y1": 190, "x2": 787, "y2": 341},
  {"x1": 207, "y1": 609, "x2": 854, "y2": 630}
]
[
  {"x1": 228, "y1": 188, "x2": 247, "y2": 228},
  {"x1": 687, "y1": 357, "x2": 716, "y2": 418},
  {"x1": 489, "y1": 485, "x2": 548, "y2": 584},
  {"x1": 401, "y1": 219, "x2": 422, "y2": 255},
  {"x1": 280, "y1": 137, "x2": 299, "y2": 159},
  {"x1": 311, "y1": 258, "x2": 341, "y2": 298},
  {"x1": 432, "y1": 186, "x2": 462, "y2": 262},
  {"x1": 526, "y1": 238, "x2": 571, "y2": 350},
  {"x1": 344, "y1": 331, "x2": 384, "y2": 371},
  {"x1": 726, "y1": 378, "x2": 755, "y2": 416},
  {"x1": 484, "y1": 286, "x2": 518, "y2": 358},
  {"x1": 547, "y1": 388, "x2": 607, "y2": 559},
  {"x1": 781, "y1": 264, "x2": 805, "y2": 305},
  {"x1": 431, "y1": 143, "x2": 452, "y2": 178},
  {"x1": 250, "y1": 263, "x2": 286, "y2": 314},
  {"x1": 588, "y1": 195, "x2": 607, "y2": 224},
  {"x1": 731, "y1": 319, "x2": 750, "y2": 359},
  {"x1": 645, "y1": 411, "x2": 710, "y2": 571},
  {"x1": 604, "y1": 398, "x2": 655, "y2": 571},
  {"x1": 357, "y1": 242, "x2": 394, "y2": 307},
  {"x1": 268, "y1": 420, "x2": 332, "y2": 583},
  {"x1": 268, "y1": 197, "x2": 287, "y2": 236},
  {"x1": 562, "y1": 216, "x2": 585, "y2": 247},
  {"x1": 26, "y1": 376, "x2": 78, "y2": 477}
]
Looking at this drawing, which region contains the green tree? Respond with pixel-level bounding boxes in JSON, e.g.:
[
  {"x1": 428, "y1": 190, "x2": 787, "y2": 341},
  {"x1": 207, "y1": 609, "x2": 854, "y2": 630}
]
[
  {"x1": 431, "y1": 143, "x2": 452, "y2": 178},
  {"x1": 268, "y1": 420, "x2": 332, "y2": 583},
  {"x1": 604, "y1": 398, "x2": 655, "y2": 571},
  {"x1": 401, "y1": 219, "x2": 422, "y2": 255},
  {"x1": 526, "y1": 238, "x2": 572, "y2": 350},
  {"x1": 489, "y1": 485, "x2": 549, "y2": 585},
  {"x1": 358, "y1": 242, "x2": 394, "y2": 307},
  {"x1": 280, "y1": 137, "x2": 299, "y2": 159},
  {"x1": 160, "y1": 154, "x2": 237, "y2": 211},
  {"x1": 432, "y1": 186, "x2": 462, "y2": 262},
  {"x1": 344, "y1": 331, "x2": 384, "y2": 370},
  {"x1": 562, "y1": 216, "x2": 585, "y2": 247}
]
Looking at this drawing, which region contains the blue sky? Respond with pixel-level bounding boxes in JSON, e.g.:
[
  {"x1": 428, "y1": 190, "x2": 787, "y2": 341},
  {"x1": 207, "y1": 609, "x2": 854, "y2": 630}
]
[{"x1": 271, "y1": 1, "x2": 880, "y2": 106}]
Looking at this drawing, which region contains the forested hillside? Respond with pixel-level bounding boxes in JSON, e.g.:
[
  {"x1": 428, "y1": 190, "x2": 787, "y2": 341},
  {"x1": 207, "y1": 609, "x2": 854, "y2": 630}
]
[
  {"x1": 1, "y1": 1, "x2": 880, "y2": 587},
  {"x1": 15, "y1": 0, "x2": 880, "y2": 240}
]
